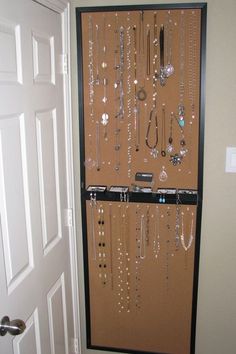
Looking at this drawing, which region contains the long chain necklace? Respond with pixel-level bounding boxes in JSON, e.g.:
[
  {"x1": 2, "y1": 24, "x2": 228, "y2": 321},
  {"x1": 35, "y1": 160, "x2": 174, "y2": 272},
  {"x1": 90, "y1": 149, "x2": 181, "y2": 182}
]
[
  {"x1": 180, "y1": 209, "x2": 194, "y2": 251},
  {"x1": 178, "y1": 11, "x2": 186, "y2": 128},
  {"x1": 145, "y1": 108, "x2": 158, "y2": 158},
  {"x1": 188, "y1": 10, "x2": 197, "y2": 121},
  {"x1": 161, "y1": 104, "x2": 166, "y2": 157},
  {"x1": 88, "y1": 16, "x2": 94, "y2": 121},
  {"x1": 153, "y1": 206, "x2": 161, "y2": 259},
  {"x1": 133, "y1": 24, "x2": 141, "y2": 152},
  {"x1": 98, "y1": 206, "x2": 107, "y2": 286},
  {"x1": 100, "y1": 15, "x2": 109, "y2": 139}
]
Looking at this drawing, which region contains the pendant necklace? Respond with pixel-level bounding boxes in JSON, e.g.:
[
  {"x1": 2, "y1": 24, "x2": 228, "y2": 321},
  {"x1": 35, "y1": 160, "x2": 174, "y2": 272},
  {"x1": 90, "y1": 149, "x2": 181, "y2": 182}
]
[
  {"x1": 133, "y1": 24, "x2": 141, "y2": 151},
  {"x1": 188, "y1": 10, "x2": 197, "y2": 121},
  {"x1": 100, "y1": 15, "x2": 109, "y2": 140},
  {"x1": 166, "y1": 112, "x2": 174, "y2": 154},
  {"x1": 145, "y1": 108, "x2": 158, "y2": 158},
  {"x1": 161, "y1": 104, "x2": 166, "y2": 157},
  {"x1": 178, "y1": 11, "x2": 186, "y2": 128},
  {"x1": 164, "y1": 10, "x2": 174, "y2": 78},
  {"x1": 136, "y1": 11, "x2": 147, "y2": 102}
]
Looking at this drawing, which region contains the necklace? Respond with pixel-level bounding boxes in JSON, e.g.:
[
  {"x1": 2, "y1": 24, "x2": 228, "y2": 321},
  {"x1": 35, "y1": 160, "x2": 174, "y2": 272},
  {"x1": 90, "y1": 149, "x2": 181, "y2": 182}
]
[
  {"x1": 145, "y1": 108, "x2": 158, "y2": 158},
  {"x1": 161, "y1": 104, "x2": 166, "y2": 157},
  {"x1": 166, "y1": 111, "x2": 174, "y2": 154},
  {"x1": 109, "y1": 203, "x2": 114, "y2": 290},
  {"x1": 90, "y1": 197, "x2": 97, "y2": 261},
  {"x1": 146, "y1": 26, "x2": 151, "y2": 78},
  {"x1": 153, "y1": 206, "x2": 161, "y2": 259},
  {"x1": 88, "y1": 16, "x2": 94, "y2": 121},
  {"x1": 98, "y1": 206, "x2": 107, "y2": 286},
  {"x1": 188, "y1": 10, "x2": 197, "y2": 121},
  {"x1": 100, "y1": 15, "x2": 109, "y2": 139},
  {"x1": 180, "y1": 210, "x2": 194, "y2": 251},
  {"x1": 136, "y1": 11, "x2": 147, "y2": 102},
  {"x1": 140, "y1": 214, "x2": 146, "y2": 259},
  {"x1": 178, "y1": 11, "x2": 186, "y2": 128},
  {"x1": 94, "y1": 24, "x2": 100, "y2": 85},
  {"x1": 135, "y1": 205, "x2": 141, "y2": 310},
  {"x1": 164, "y1": 10, "x2": 174, "y2": 78},
  {"x1": 175, "y1": 192, "x2": 181, "y2": 250},
  {"x1": 133, "y1": 25, "x2": 141, "y2": 152},
  {"x1": 95, "y1": 121, "x2": 101, "y2": 171}
]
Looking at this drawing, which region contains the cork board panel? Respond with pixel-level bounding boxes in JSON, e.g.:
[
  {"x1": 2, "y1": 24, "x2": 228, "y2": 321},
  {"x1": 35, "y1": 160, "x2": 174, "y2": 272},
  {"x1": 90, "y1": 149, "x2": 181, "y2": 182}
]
[
  {"x1": 86, "y1": 201, "x2": 197, "y2": 354},
  {"x1": 81, "y1": 9, "x2": 201, "y2": 190}
]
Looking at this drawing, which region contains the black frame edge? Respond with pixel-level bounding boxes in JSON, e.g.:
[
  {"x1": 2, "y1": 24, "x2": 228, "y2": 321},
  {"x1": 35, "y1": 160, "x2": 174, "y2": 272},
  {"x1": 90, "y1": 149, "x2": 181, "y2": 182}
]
[{"x1": 190, "y1": 3, "x2": 207, "y2": 354}]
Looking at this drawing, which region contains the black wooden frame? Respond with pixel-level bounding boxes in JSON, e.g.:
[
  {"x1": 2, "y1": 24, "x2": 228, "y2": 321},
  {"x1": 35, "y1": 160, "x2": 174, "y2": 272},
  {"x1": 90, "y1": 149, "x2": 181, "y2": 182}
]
[{"x1": 76, "y1": 3, "x2": 207, "y2": 354}]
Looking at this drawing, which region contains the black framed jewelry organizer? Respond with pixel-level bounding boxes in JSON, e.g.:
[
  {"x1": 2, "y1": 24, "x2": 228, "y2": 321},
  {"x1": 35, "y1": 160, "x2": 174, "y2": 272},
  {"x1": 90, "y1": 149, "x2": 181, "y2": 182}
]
[{"x1": 76, "y1": 3, "x2": 206, "y2": 354}]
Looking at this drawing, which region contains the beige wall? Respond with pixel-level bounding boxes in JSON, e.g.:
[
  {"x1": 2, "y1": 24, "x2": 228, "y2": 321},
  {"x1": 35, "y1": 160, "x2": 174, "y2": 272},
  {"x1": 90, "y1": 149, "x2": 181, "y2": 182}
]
[{"x1": 70, "y1": 1, "x2": 236, "y2": 353}]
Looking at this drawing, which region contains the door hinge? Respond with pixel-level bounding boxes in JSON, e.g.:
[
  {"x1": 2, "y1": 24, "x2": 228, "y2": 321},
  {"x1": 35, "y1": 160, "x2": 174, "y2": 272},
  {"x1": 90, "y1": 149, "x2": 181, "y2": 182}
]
[
  {"x1": 62, "y1": 53, "x2": 68, "y2": 74},
  {"x1": 71, "y1": 337, "x2": 79, "y2": 354},
  {"x1": 65, "y1": 208, "x2": 73, "y2": 227}
]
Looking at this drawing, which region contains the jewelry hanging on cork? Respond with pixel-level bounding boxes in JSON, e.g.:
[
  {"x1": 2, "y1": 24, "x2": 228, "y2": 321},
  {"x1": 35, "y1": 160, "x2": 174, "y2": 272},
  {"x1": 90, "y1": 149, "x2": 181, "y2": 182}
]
[
  {"x1": 153, "y1": 206, "x2": 161, "y2": 259},
  {"x1": 100, "y1": 15, "x2": 109, "y2": 140},
  {"x1": 166, "y1": 112, "x2": 174, "y2": 154},
  {"x1": 180, "y1": 209, "x2": 194, "y2": 251},
  {"x1": 164, "y1": 10, "x2": 175, "y2": 78},
  {"x1": 161, "y1": 104, "x2": 166, "y2": 157},
  {"x1": 88, "y1": 16, "x2": 94, "y2": 121},
  {"x1": 136, "y1": 11, "x2": 147, "y2": 102},
  {"x1": 178, "y1": 11, "x2": 186, "y2": 128},
  {"x1": 188, "y1": 10, "x2": 197, "y2": 121}
]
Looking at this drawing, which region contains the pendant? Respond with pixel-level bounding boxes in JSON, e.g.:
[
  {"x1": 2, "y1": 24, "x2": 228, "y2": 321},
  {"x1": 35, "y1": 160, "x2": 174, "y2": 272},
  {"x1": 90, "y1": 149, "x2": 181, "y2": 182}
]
[
  {"x1": 101, "y1": 112, "x2": 109, "y2": 126},
  {"x1": 170, "y1": 154, "x2": 182, "y2": 166},
  {"x1": 137, "y1": 87, "x2": 147, "y2": 101},
  {"x1": 159, "y1": 166, "x2": 168, "y2": 182},
  {"x1": 150, "y1": 148, "x2": 159, "y2": 159},
  {"x1": 164, "y1": 63, "x2": 174, "y2": 77},
  {"x1": 166, "y1": 144, "x2": 174, "y2": 154}
]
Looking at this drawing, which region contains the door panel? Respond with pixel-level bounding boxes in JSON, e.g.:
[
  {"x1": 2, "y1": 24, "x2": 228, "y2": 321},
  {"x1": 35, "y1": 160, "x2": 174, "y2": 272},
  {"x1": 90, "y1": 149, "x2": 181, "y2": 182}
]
[{"x1": 0, "y1": 1, "x2": 73, "y2": 353}]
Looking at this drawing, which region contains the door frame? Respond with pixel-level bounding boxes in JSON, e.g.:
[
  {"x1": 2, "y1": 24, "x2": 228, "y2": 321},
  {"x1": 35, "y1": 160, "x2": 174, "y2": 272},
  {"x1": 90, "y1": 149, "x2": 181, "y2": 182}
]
[{"x1": 33, "y1": 0, "x2": 81, "y2": 352}]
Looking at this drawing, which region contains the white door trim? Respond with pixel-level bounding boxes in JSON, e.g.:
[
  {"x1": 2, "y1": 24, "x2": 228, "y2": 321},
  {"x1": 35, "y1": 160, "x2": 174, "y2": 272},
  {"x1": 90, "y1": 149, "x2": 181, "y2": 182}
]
[
  {"x1": 32, "y1": 1, "x2": 81, "y2": 353},
  {"x1": 33, "y1": 0, "x2": 68, "y2": 13}
]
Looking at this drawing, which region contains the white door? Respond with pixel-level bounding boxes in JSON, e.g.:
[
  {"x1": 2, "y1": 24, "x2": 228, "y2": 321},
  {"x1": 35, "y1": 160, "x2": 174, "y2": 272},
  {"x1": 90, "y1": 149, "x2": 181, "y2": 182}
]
[{"x1": 0, "y1": 1, "x2": 74, "y2": 353}]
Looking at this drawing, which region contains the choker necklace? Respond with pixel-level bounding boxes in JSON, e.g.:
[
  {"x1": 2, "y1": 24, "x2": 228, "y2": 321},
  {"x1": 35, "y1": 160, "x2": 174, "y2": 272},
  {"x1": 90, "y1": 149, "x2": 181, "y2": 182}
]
[{"x1": 180, "y1": 209, "x2": 194, "y2": 251}]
